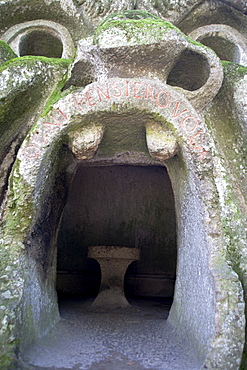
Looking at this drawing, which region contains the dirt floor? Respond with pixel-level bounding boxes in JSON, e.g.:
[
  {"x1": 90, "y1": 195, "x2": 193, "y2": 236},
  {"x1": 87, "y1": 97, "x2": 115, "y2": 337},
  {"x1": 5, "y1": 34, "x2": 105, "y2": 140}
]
[{"x1": 21, "y1": 296, "x2": 202, "y2": 370}]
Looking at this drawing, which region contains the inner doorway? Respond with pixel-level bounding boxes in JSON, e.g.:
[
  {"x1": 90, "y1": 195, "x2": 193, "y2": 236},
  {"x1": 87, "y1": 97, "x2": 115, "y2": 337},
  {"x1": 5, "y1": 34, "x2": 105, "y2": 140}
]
[{"x1": 56, "y1": 164, "x2": 177, "y2": 310}]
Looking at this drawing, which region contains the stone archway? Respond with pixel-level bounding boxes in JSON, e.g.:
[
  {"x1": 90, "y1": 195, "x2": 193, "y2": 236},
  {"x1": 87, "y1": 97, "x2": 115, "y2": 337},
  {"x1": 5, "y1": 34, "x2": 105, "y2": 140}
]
[{"x1": 3, "y1": 78, "x2": 245, "y2": 367}]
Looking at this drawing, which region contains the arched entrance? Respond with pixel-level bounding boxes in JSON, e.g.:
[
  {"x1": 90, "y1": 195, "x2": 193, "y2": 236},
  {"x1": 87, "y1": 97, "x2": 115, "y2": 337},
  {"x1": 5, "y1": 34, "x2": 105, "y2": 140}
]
[{"x1": 5, "y1": 78, "x2": 244, "y2": 367}]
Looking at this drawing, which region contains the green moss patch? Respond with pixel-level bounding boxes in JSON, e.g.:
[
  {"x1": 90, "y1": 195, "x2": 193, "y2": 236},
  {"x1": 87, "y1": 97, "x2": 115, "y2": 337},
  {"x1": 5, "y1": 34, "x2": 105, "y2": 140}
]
[
  {"x1": 0, "y1": 55, "x2": 70, "y2": 157},
  {"x1": 94, "y1": 12, "x2": 183, "y2": 46},
  {"x1": 221, "y1": 61, "x2": 247, "y2": 81},
  {"x1": 0, "y1": 41, "x2": 17, "y2": 66}
]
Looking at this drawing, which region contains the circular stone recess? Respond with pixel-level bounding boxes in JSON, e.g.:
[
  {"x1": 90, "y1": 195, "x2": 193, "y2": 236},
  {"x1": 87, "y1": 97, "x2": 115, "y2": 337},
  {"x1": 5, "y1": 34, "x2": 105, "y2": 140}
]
[
  {"x1": 189, "y1": 24, "x2": 247, "y2": 66},
  {"x1": 1, "y1": 19, "x2": 75, "y2": 59}
]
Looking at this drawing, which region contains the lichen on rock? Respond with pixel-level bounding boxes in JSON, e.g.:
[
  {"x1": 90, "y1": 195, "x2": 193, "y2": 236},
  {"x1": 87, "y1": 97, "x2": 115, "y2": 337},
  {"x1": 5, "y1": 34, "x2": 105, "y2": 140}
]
[
  {"x1": 0, "y1": 55, "x2": 71, "y2": 203},
  {"x1": 93, "y1": 11, "x2": 183, "y2": 47},
  {"x1": 0, "y1": 41, "x2": 17, "y2": 66}
]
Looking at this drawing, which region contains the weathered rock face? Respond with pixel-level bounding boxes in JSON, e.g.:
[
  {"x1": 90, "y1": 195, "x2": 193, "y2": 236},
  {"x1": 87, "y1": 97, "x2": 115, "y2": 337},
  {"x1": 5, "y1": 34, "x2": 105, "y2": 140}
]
[
  {"x1": 0, "y1": 1, "x2": 247, "y2": 369},
  {"x1": 0, "y1": 40, "x2": 17, "y2": 65}
]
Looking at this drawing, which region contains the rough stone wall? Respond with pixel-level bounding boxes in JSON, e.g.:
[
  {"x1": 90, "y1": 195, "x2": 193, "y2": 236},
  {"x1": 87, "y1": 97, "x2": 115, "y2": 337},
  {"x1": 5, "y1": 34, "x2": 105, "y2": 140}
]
[
  {"x1": 204, "y1": 62, "x2": 247, "y2": 369},
  {"x1": 0, "y1": 0, "x2": 247, "y2": 369}
]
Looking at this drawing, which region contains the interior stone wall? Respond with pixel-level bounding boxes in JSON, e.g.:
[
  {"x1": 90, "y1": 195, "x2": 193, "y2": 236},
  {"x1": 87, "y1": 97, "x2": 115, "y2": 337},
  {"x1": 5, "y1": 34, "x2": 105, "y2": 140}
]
[{"x1": 56, "y1": 164, "x2": 177, "y2": 298}]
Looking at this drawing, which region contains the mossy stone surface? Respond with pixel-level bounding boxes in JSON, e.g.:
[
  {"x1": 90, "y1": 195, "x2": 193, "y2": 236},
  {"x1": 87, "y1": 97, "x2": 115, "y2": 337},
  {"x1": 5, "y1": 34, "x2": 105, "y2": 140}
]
[
  {"x1": 0, "y1": 41, "x2": 17, "y2": 66},
  {"x1": 0, "y1": 55, "x2": 71, "y2": 367},
  {"x1": 204, "y1": 61, "x2": 247, "y2": 370},
  {"x1": 94, "y1": 13, "x2": 183, "y2": 47},
  {"x1": 99, "y1": 10, "x2": 160, "y2": 23},
  {"x1": 0, "y1": 55, "x2": 70, "y2": 203},
  {"x1": 205, "y1": 62, "x2": 247, "y2": 204}
]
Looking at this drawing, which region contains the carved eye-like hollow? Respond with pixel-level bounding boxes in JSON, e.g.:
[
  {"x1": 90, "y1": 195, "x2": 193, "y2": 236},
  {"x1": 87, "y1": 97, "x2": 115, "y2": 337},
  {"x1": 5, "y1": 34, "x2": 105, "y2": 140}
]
[
  {"x1": 1, "y1": 20, "x2": 75, "y2": 60},
  {"x1": 199, "y1": 36, "x2": 240, "y2": 63},
  {"x1": 19, "y1": 30, "x2": 63, "y2": 58},
  {"x1": 167, "y1": 49, "x2": 210, "y2": 91},
  {"x1": 189, "y1": 25, "x2": 247, "y2": 67}
]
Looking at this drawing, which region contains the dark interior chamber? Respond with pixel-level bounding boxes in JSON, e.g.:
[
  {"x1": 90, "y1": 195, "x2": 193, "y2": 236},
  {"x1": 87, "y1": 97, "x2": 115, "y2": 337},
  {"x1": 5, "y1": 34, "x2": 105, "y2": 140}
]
[{"x1": 56, "y1": 164, "x2": 177, "y2": 301}]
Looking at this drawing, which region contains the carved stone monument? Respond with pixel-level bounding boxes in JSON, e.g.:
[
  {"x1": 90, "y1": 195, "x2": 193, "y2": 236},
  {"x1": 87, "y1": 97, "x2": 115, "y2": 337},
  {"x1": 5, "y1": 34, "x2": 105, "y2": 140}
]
[{"x1": 0, "y1": 1, "x2": 247, "y2": 369}]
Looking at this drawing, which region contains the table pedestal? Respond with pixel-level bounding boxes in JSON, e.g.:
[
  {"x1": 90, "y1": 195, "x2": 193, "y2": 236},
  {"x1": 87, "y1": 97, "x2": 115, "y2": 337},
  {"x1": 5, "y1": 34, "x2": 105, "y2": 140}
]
[{"x1": 88, "y1": 246, "x2": 140, "y2": 309}]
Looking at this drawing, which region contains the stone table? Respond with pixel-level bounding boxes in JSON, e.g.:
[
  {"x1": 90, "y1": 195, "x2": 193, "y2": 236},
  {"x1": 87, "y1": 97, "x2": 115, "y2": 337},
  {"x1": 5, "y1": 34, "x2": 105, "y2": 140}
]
[{"x1": 88, "y1": 246, "x2": 140, "y2": 309}]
